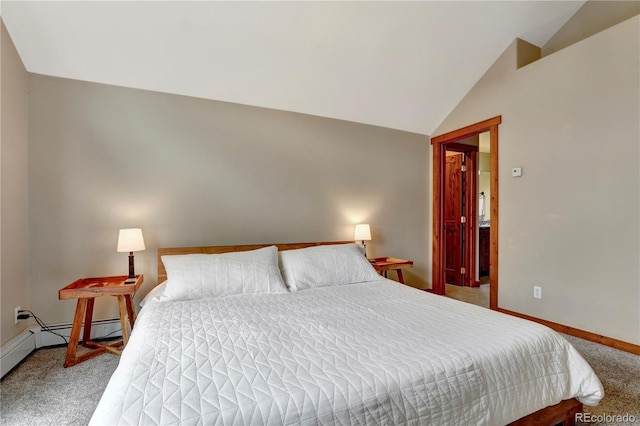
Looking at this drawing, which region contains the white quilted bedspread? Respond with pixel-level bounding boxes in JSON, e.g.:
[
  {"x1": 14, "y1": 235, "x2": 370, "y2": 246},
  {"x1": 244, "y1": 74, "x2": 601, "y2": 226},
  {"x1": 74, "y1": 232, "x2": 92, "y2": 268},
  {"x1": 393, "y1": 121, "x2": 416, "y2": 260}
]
[{"x1": 90, "y1": 280, "x2": 603, "y2": 426}]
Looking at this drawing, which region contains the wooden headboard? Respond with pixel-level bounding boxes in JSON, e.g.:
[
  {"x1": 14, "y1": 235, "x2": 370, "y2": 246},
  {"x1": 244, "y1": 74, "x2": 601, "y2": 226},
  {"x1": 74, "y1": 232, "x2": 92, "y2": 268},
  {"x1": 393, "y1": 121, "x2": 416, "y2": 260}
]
[{"x1": 157, "y1": 241, "x2": 352, "y2": 283}]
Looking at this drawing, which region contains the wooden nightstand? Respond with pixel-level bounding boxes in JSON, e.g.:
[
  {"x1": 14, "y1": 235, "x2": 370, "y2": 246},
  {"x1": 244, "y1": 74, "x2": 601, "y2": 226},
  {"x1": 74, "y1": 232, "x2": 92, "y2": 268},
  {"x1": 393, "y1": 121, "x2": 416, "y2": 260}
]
[
  {"x1": 58, "y1": 274, "x2": 143, "y2": 367},
  {"x1": 370, "y1": 257, "x2": 413, "y2": 284}
]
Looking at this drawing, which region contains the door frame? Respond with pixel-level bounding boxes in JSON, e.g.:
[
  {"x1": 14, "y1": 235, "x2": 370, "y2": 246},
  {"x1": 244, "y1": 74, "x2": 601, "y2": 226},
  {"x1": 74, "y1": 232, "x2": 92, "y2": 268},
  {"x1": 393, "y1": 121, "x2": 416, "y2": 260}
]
[{"x1": 431, "y1": 116, "x2": 501, "y2": 310}]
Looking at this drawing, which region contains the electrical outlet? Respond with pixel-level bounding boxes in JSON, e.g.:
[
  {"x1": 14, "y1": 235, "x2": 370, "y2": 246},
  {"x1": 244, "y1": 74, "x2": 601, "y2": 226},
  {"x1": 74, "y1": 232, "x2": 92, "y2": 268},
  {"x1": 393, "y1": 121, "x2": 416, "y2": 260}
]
[
  {"x1": 14, "y1": 306, "x2": 21, "y2": 324},
  {"x1": 533, "y1": 286, "x2": 542, "y2": 299}
]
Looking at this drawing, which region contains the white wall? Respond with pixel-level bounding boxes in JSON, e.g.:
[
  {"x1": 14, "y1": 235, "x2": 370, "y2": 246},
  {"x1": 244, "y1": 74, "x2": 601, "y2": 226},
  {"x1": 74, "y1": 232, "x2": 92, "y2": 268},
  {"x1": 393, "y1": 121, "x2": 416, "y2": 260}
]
[
  {"x1": 28, "y1": 75, "x2": 430, "y2": 324},
  {"x1": 0, "y1": 20, "x2": 30, "y2": 346},
  {"x1": 434, "y1": 16, "x2": 640, "y2": 344}
]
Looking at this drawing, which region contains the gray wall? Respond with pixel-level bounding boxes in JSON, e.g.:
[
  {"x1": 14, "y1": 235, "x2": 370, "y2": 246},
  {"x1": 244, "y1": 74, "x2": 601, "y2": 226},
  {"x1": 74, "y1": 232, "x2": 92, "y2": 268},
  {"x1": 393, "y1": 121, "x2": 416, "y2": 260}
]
[
  {"x1": 28, "y1": 75, "x2": 430, "y2": 323},
  {"x1": 542, "y1": 0, "x2": 640, "y2": 57},
  {"x1": 1, "y1": 20, "x2": 30, "y2": 346},
  {"x1": 434, "y1": 16, "x2": 640, "y2": 344}
]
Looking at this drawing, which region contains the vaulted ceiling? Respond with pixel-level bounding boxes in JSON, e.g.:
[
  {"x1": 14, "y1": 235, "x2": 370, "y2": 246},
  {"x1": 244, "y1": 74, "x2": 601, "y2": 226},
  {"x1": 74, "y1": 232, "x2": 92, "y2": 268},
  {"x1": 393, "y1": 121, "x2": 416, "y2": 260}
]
[{"x1": 1, "y1": 1, "x2": 585, "y2": 135}]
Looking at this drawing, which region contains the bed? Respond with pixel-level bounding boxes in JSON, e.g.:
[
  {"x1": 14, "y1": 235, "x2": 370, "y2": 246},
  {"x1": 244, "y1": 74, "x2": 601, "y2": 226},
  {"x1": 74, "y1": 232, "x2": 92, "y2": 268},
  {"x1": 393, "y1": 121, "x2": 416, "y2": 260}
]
[{"x1": 90, "y1": 242, "x2": 603, "y2": 425}]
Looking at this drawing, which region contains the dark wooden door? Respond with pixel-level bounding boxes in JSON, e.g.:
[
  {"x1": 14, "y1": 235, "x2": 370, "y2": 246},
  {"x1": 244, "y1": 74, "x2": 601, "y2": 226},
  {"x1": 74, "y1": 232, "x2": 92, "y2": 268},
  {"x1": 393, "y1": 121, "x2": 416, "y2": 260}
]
[{"x1": 444, "y1": 154, "x2": 464, "y2": 285}]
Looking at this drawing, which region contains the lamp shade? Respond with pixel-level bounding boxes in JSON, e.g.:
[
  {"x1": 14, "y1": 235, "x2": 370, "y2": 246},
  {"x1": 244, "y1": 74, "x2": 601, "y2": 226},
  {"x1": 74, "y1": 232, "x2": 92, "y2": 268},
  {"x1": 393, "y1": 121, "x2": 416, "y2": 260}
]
[
  {"x1": 354, "y1": 224, "x2": 371, "y2": 241},
  {"x1": 117, "y1": 228, "x2": 146, "y2": 252}
]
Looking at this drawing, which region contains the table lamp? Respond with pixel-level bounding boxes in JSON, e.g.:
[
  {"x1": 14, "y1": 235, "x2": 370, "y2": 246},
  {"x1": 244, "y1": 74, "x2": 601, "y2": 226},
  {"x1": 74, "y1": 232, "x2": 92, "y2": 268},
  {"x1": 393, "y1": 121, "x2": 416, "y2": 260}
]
[
  {"x1": 117, "y1": 228, "x2": 145, "y2": 284},
  {"x1": 354, "y1": 223, "x2": 372, "y2": 258}
]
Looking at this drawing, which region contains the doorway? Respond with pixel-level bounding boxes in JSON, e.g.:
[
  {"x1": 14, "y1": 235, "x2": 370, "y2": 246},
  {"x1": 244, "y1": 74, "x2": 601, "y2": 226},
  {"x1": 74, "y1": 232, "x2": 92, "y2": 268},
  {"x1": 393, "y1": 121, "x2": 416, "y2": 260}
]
[{"x1": 431, "y1": 116, "x2": 500, "y2": 310}]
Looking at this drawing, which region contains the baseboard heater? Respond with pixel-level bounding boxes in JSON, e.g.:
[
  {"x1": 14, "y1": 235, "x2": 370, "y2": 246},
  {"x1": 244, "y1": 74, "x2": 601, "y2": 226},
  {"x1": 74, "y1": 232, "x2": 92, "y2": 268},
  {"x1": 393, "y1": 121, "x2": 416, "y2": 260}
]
[
  {"x1": 30, "y1": 318, "x2": 123, "y2": 347},
  {"x1": 1, "y1": 318, "x2": 122, "y2": 378}
]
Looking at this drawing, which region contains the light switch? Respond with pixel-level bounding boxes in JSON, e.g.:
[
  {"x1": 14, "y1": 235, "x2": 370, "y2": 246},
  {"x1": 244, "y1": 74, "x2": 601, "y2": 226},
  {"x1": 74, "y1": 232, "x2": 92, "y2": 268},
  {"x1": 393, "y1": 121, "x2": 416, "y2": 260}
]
[{"x1": 512, "y1": 167, "x2": 522, "y2": 177}]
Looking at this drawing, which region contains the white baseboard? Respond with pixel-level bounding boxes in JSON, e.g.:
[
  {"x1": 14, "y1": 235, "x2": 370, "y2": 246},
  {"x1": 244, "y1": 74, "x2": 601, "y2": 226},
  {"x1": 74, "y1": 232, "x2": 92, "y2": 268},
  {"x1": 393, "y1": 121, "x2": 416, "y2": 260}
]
[
  {"x1": 1, "y1": 329, "x2": 36, "y2": 378},
  {"x1": 30, "y1": 318, "x2": 123, "y2": 348},
  {"x1": 1, "y1": 319, "x2": 122, "y2": 378}
]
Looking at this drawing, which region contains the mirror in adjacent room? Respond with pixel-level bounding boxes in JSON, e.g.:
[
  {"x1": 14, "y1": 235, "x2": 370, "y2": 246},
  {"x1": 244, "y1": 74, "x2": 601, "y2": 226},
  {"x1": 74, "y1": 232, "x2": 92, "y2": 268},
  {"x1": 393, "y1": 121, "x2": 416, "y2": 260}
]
[
  {"x1": 478, "y1": 132, "x2": 490, "y2": 285},
  {"x1": 478, "y1": 134, "x2": 491, "y2": 224}
]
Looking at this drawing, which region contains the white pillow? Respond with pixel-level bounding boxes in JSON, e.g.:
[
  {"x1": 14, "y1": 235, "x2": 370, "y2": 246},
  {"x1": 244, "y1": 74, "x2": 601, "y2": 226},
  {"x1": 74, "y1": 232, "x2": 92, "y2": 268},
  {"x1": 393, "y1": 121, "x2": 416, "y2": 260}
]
[
  {"x1": 161, "y1": 246, "x2": 287, "y2": 301},
  {"x1": 139, "y1": 281, "x2": 167, "y2": 308},
  {"x1": 279, "y1": 243, "x2": 382, "y2": 291}
]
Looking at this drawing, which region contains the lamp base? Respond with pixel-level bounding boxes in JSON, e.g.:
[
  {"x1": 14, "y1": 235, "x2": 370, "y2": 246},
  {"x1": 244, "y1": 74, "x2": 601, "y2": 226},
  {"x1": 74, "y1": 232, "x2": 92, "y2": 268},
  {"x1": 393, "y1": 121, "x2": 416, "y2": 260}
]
[{"x1": 126, "y1": 252, "x2": 136, "y2": 284}]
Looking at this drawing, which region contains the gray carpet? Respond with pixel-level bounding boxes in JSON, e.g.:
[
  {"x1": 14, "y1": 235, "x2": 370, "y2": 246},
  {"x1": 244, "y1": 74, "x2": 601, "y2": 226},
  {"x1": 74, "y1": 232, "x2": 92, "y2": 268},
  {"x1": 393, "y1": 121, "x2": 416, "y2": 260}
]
[
  {"x1": 0, "y1": 345, "x2": 119, "y2": 426},
  {"x1": 562, "y1": 334, "x2": 640, "y2": 425},
  {"x1": 1, "y1": 336, "x2": 638, "y2": 425}
]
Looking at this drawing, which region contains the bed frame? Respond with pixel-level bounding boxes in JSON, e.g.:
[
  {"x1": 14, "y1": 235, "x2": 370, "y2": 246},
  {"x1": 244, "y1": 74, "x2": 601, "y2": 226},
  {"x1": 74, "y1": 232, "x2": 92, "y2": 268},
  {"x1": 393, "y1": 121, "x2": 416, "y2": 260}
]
[
  {"x1": 157, "y1": 241, "x2": 583, "y2": 426},
  {"x1": 509, "y1": 398, "x2": 582, "y2": 426}
]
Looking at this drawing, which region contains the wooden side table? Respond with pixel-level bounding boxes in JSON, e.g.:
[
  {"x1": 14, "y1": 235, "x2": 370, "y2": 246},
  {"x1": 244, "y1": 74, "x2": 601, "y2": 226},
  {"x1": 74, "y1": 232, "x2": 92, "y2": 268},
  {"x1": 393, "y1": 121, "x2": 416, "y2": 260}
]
[
  {"x1": 370, "y1": 257, "x2": 413, "y2": 284},
  {"x1": 58, "y1": 274, "x2": 143, "y2": 367}
]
